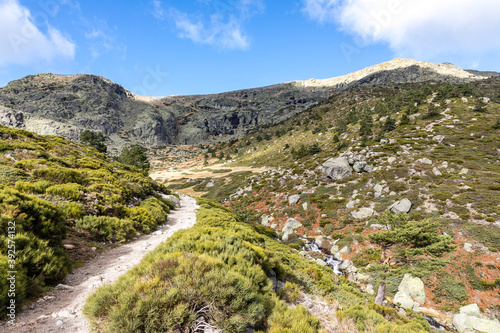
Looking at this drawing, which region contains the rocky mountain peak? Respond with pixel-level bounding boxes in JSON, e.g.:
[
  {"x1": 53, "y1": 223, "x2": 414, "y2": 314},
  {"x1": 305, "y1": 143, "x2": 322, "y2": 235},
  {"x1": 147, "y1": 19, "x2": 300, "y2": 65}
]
[{"x1": 292, "y1": 58, "x2": 488, "y2": 89}]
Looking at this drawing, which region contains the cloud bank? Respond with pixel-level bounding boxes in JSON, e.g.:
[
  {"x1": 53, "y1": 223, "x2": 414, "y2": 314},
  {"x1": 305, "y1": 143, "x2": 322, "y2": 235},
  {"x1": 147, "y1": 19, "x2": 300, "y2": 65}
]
[
  {"x1": 303, "y1": 0, "x2": 500, "y2": 59},
  {"x1": 0, "y1": 0, "x2": 75, "y2": 66},
  {"x1": 153, "y1": 0, "x2": 264, "y2": 50}
]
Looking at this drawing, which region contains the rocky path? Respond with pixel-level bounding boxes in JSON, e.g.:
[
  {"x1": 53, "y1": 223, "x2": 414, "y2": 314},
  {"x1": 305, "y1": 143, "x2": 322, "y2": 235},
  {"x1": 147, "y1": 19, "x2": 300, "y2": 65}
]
[{"x1": 3, "y1": 195, "x2": 199, "y2": 333}]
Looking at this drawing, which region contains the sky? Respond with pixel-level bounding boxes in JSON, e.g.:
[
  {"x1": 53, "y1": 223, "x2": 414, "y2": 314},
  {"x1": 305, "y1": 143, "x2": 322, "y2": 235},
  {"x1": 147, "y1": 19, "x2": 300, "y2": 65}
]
[{"x1": 1, "y1": 0, "x2": 500, "y2": 96}]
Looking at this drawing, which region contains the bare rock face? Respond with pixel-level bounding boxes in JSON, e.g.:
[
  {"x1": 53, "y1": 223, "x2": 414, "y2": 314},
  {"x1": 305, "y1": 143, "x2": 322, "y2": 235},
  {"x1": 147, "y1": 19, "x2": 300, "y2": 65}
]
[
  {"x1": 321, "y1": 157, "x2": 352, "y2": 180},
  {"x1": 389, "y1": 198, "x2": 412, "y2": 214}
]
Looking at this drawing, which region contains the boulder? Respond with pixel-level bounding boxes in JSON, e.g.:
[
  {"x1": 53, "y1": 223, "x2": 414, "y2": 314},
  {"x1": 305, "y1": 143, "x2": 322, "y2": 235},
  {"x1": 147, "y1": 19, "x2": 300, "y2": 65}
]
[
  {"x1": 394, "y1": 291, "x2": 414, "y2": 310},
  {"x1": 260, "y1": 215, "x2": 270, "y2": 227},
  {"x1": 315, "y1": 259, "x2": 327, "y2": 266},
  {"x1": 433, "y1": 135, "x2": 445, "y2": 143},
  {"x1": 417, "y1": 158, "x2": 433, "y2": 165},
  {"x1": 387, "y1": 156, "x2": 397, "y2": 164},
  {"x1": 459, "y1": 168, "x2": 469, "y2": 175},
  {"x1": 389, "y1": 198, "x2": 412, "y2": 214},
  {"x1": 163, "y1": 194, "x2": 180, "y2": 207},
  {"x1": 282, "y1": 218, "x2": 302, "y2": 241},
  {"x1": 302, "y1": 202, "x2": 308, "y2": 210},
  {"x1": 353, "y1": 161, "x2": 367, "y2": 173},
  {"x1": 288, "y1": 194, "x2": 301, "y2": 205},
  {"x1": 432, "y1": 167, "x2": 442, "y2": 176},
  {"x1": 363, "y1": 164, "x2": 374, "y2": 173},
  {"x1": 351, "y1": 207, "x2": 375, "y2": 219},
  {"x1": 459, "y1": 303, "x2": 481, "y2": 318},
  {"x1": 339, "y1": 246, "x2": 351, "y2": 254},
  {"x1": 398, "y1": 274, "x2": 425, "y2": 304},
  {"x1": 453, "y1": 313, "x2": 500, "y2": 333},
  {"x1": 339, "y1": 260, "x2": 352, "y2": 270},
  {"x1": 330, "y1": 244, "x2": 339, "y2": 253},
  {"x1": 333, "y1": 252, "x2": 343, "y2": 261},
  {"x1": 321, "y1": 157, "x2": 352, "y2": 180},
  {"x1": 463, "y1": 243, "x2": 474, "y2": 252},
  {"x1": 357, "y1": 273, "x2": 371, "y2": 283}
]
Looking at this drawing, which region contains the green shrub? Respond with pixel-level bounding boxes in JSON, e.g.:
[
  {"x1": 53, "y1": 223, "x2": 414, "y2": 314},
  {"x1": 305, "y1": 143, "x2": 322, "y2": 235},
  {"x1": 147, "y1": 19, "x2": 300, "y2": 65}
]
[
  {"x1": 46, "y1": 183, "x2": 85, "y2": 200},
  {"x1": 125, "y1": 207, "x2": 156, "y2": 234},
  {"x1": 15, "y1": 180, "x2": 53, "y2": 194},
  {"x1": 279, "y1": 282, "x2": 301, "y2": 303},
  {"x1": 61, "y1": 202, "x2": 84, "y2": 219},
  {"x1": 75, "y1": 216, "x2": 135, "y2": 242},
  {"x1": 33, "y1": 167, "x2": 83, "y2": 184},
  {"x1": 85, "y1": 253, "x2": 268, "y2": 333},
  {"x1": 267, "y1": 297, "x2": 321, "y2": 333}
]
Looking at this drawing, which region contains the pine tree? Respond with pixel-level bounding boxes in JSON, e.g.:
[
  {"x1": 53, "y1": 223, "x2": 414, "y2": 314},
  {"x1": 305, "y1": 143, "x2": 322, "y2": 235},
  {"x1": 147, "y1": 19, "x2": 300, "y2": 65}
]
[
  {"x1": 381, "y1": 116, "x2": 396, "y2": 132},
  {"x1": 80, "y1": 130, "x2": 107, "y2": 153},
  {"x1": 366, "y1": 213, "x2": 455, "y2": 305}
]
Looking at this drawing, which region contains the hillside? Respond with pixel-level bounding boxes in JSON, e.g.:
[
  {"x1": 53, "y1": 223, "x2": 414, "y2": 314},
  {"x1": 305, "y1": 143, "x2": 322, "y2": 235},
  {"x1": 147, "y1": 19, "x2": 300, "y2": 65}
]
[
  {"x1": 0, "y1": 59, "x2": 494, "y2": 154},
  {"x1": 0, "y1": 126, "x2": 175, "y2": 318},
  {"x1": 151, "y1": 77, "x2": 500, "y2": 331}
]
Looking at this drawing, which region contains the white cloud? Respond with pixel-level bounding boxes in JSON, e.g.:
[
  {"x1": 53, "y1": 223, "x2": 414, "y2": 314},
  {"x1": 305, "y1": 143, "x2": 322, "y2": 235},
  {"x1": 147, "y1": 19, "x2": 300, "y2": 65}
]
[
  {"x1": 84, "y1": 20, "x2": 127, "y2": 59},
  {"x1": 302, "y1": 0, "x2": 339, "y2": 23},
  {"x1": 153, "y1": 0, "x2": 263, "y2": 50},
  {"x1": 0, "y1": 0, "x2": 75, "y2": 66},
  {"x1": 302, "y1": 0, "x2": 500, "y2": 59}
]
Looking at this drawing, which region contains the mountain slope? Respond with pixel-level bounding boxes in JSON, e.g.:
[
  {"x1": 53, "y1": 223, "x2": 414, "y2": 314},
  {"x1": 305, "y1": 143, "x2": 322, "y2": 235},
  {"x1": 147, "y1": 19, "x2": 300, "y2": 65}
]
[{"x1": 0, "y1": 59, "x2": 494, "y2": 153}]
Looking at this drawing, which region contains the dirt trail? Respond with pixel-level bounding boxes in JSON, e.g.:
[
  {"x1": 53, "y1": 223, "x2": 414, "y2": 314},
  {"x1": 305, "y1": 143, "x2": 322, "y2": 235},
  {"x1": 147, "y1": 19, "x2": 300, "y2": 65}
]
[
  {"x1": 3, "y1": 195, "x2": 199, "y2": 333},
  {"x1": 150, "y1": 165, "x2": 268, "y2": 183}
]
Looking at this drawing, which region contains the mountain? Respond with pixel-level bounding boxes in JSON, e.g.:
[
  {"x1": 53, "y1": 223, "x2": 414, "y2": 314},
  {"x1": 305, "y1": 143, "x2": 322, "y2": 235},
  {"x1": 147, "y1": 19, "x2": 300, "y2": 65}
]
[{"x1": 0, "y1": 59, "x2": 495, "y2": 153}]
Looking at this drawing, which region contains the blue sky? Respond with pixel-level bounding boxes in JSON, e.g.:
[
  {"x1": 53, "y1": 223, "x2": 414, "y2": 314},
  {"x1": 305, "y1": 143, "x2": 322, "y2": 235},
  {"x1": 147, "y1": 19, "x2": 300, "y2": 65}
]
[{"x1": 1, "y1": 0, "x2": 500, "y2": 96}]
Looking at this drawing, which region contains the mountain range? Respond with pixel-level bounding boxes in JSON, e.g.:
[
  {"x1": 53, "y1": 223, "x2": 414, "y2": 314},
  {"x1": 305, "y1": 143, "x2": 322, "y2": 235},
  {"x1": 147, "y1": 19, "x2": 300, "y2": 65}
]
[{"x1": 0, "y1": 58, "x2": 497, "y2": 154}]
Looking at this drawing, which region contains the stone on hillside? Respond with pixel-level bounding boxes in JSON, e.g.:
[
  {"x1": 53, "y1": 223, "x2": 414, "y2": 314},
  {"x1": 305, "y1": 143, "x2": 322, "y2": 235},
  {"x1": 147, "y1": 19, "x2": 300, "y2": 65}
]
[
  {"x1": 464, "y1": 243, "x2": 473, "y2": 252},
  {"x1": 357, "y1": 273, "x2": 371, "y2": 283},
  {"x1": 346, "y1": 199, "x2": 360, "y2": 209},
  {"x1": 432, "y1": 167, "x2": 442, "y2": 176},
  {"x1": 380, "y1": 139, "x2": 388, "y2": 145},
  {"x1": 398, "y1": 274, "x2": 425, "y2": 305},
  {"x1": 321, "y1": 157, "x2": 352, "y2": 180},
  {"x1": 333, "y1": 252, "x2": 343, "y2": 261},
  {"x1": 366, "y1": 284, "x2": 375, "y2": 295},
  {"x1": 163, "y1": 194, "x2": 180, "y2": 207},
  {"x1": 433, "y1": 135, "x2": 445, "y2": 143},
  {"x1": 282, "y1": 218, "x2": 302, "y2": 241},
  {"x1": 394, "y1": 291, "x2": 414, "y2": 310},
  {"x1": 387, "y1": 156, "x2": 397, "y2": 164},
  {"x1": 417, "y1": 157, "x2": 433, "y2": 165},
  {"x1": 315, "y1": 259, "x2": 327, "y2": 266},
  {"x1": 261, "y1": 215, "x2": 270, "y2": 227},
  {"x1": 330, "y1": 244, "x2": 339, "y2": 253},
  {"x1": 459, "y1": 168, "x2": 469, "y2": 175},
  {"x1": 353, "y1": 161, "x2": 367, "y2": 173},
  {"x1": 288, "y1": 194, "x2": 301, "y2": 205},
  {"x1": 389, "y1": 198, "x2": 412, "y2": 214},
  {"x1": 351, "y1": 207, "x2": 374, "y2": 219},
  {"x1": 339, "y1": 245, "x2": 351, "y2": 254},
  {"x1": 302, "y1": 202, "x2": 308, "y2": 210},
  {"x1": 339, "y1": 260, "x2": 352, "y2": 270},
  {"x1": 459, "y1": 303, "x2": 481, "y2": 317},
  {"x1": 453, "y1": 313, "x2": 500, "y2": 333},
  {"x1": 363, "y1": 164, "x2": 374, "y2": 173}
]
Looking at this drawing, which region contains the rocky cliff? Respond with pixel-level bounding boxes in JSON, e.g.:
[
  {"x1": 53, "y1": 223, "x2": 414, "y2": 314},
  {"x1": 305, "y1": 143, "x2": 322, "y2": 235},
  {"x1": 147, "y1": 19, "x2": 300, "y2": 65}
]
[{"x1": 0, "y1": 58, "x2": 495, "y2": 152}]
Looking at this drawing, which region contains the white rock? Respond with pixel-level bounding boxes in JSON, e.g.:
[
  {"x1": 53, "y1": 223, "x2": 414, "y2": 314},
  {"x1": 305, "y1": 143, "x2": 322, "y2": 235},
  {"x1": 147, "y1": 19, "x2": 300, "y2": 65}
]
[
  {"x1": 459, "y1": 303, "x2": 481, "y2": 318},
  {"x1": 432, "y1": 167, "x2": 442, "y2": 176},
  {"x1": 389, "y1": 198, "x2": 412, "y2": 214},
  {"x1": 351, "y1": 207, "x2": 374, "y2": 219},
  {"x1": 394, "y1": 291, "x2": 414, "y2": 309},
  {"x1": 417, "y1": 158, "x2": 433, "y2": 165},
  {"x1": 464, "y1": 243, "x2": 474, "y2": 252},
  {"x1": 288, "y1": 194, "x2": 301, "y2": 205},
  {"x1": 398, "y1": 274, "x2": 426, "y2": 305},
  {"x1": 459, "y1": 168, "x2": 469, "y2": 175}
]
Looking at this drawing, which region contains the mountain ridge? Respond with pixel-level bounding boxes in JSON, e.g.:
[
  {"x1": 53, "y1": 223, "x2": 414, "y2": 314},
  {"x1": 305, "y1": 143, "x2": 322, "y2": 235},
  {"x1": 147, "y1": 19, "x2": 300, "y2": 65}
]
[{"x1": 0, "y1": 58, "x2": 496, "y2": 153}]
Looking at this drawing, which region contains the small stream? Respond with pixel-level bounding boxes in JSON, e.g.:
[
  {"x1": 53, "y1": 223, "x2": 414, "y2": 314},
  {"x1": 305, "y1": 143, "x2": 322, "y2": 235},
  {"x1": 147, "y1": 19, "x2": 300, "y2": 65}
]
[
  {"x1": 303, "y1": 241, "x2": 342, "y2": 276},
  {"x1": 303, "y1": 241, "x2": 444, "y2": 331}
]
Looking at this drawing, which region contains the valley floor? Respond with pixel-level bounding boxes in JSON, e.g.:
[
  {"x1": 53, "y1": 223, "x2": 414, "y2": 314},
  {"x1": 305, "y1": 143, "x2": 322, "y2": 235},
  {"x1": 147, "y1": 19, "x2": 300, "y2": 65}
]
[{"x1": 2, "y1": 195, "x2": 199, "y2": 333}]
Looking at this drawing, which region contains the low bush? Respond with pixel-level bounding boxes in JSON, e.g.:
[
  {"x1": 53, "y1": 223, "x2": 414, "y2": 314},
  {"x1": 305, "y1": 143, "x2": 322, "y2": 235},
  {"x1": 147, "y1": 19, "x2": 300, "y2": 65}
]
[
  {"x1": 46, "y1": 183, "x2": 85, "y2": 200},
  {"x1": 75, "y1": 215, "x2": 135, "y2": 242}
]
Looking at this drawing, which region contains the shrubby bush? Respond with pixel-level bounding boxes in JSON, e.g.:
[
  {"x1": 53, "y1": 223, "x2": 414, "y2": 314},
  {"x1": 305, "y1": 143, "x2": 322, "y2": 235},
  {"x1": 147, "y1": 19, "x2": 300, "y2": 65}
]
[
  {"x1": 75, "y1": 215, "x2": 135, "y2": 242},
  {"x1": 46, "y1": 183, "x2": 85, "y2": 200}
]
